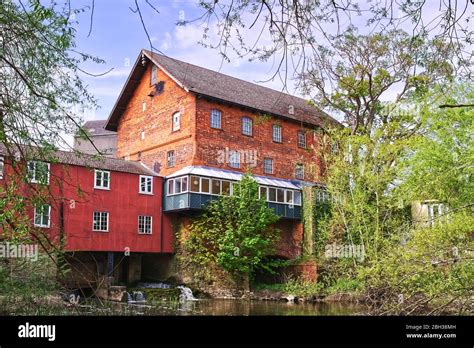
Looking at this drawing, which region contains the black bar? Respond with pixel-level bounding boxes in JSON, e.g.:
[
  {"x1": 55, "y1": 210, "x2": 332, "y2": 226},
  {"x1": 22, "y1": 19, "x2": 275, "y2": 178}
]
[{"x1": 0, "y1": 316, "x2": 471, "y2": 346}]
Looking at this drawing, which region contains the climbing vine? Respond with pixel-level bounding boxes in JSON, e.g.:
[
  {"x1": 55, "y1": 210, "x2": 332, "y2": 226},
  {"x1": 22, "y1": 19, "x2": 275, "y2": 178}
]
[{"x1": 184, "y1": 174, "x2": 282, "y2": 279}]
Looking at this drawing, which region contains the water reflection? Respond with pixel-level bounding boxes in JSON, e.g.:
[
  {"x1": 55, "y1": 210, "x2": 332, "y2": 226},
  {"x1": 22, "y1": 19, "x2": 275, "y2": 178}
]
[{"x1": 122, "y1": 299, "x2": 365, "y2": 316}]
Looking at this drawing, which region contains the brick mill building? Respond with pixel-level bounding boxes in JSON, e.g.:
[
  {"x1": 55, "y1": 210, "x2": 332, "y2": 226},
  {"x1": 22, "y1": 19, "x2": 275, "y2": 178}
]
[{"x1": 0, "y1": 50, "x2": 338, "y2": 289}]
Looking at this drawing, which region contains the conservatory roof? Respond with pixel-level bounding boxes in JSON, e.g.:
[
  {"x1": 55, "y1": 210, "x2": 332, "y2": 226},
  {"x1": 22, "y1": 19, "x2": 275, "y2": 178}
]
[{"x1": 165, "y1": 166, "x2": 321, "y2": 190}]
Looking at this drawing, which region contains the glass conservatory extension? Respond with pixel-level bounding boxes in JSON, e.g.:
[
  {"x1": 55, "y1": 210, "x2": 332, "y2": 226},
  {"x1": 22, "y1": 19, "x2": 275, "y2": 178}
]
[{"x1": 163, "y1": 166, "x2": 305, "y2": 219}]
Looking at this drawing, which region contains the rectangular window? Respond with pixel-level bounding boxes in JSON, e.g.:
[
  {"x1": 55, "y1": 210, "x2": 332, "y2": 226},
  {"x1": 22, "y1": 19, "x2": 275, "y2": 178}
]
[
  {"x1": 138, "y1": 215, "x2": 152, "y2": 234},
  {"x1": 221, "y1": 181, "x2": 231, "y2": 196},
  {"x1": 139, "y1": 175, "x2": 153, "y2": 194},
  {"x1": 172, "y1": 112, "x2": 180, "y2": 132},
  {"x1": 151, "y1": 64, "x2": 158, "y2": 85},
  {"x1": 263, "y1": 158, "x2": 273, "y2": 174},
  {"x1": 229, "y1": 151, "x2": 240, "y2": 168},
  {"x1": 34, "y1": 204, "x2": 51, "y2": 228},
  {"x1": 268, "y1": 187, "x2": 277, "y2": 202},
  {"x1": 272, "y1": 125, "x2": 282, "y2": 143},
  {"x1": 167, "y1": 179, "x2": 174, "y2": 195},
  {"x1": 93, "y1": 212, "x2": 109, "y2": 232},
  {"x1": 94, "y1": 170, "x2": 110, "y2": 189},
  {"x1": 285, "y1": 190, "x2": 294, "y2": 204},
  {"x1": 294, "y1": 191, "x2": 302, "y2": 206},
  {"x1": 211, "y1": 179, "x2": 221, "y2": 195},
  {"x1": 0, "y1": 156, "x2": 3, "y2": 179},
  {"x1": 167, "y1": 150, "x2": 175, "y2": 167},
  {"x1": 297, "y1": 131, "x2": 307, "y2": 148},
  {"x1": 190, "y1": 176, "x2": 200, "y2": 192},
  {"x1": 242, "y1": 117, "x2": 253, "y2": 136},
  {"x1": 295, "y1": 164, "x2": 304, "y2": 180},
  {"x1": 259, "y1": 186, "x2": 268, "y2": 201},
  {"x1": 210, "y1": 109, "x2": 222, "y2": 129},
  {"x1": 181, "y1": 176, "x2": 188, "y2": 192},
  {"x1": 201, "y1": 177, "x2": 210, "y2": 193},
  {"x1": 174, "y1": 178, "x2": 182, "y2": 194},
  {"x1": 28, "y1": 161, "x2": 50, "y2": 185},
  {"x1": 277, "y1": 188, "x2": 285, "y2": 203}
]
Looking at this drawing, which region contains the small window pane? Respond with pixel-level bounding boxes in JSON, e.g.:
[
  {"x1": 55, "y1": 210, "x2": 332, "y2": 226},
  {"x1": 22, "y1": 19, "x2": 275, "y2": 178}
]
[
  {"x1": 181, "y1": 176, "x2": 188, "y2": 192},
  {"x1": 264, "y1": 158, "x2": 273, "y2": 174},
  {"x1": 168, "y1": 180, "x2": 174, "y2": 195},
  {"x1": 167, "y1": 151, "x2": 175, "y2": 167},
  {"x1": 286, "y1": 190, "x2": 293, "y2": 204},
  {"x1": 277, "y1": 189, "x2": 285, "y2": 203},
  {"x1": 268, "y1": 188, "x2": 276, "y2": 202},
  {"x1": 221, "y1": 181, "x2": 230, "y2": 195},
  {"x1": 211, "y1": 179, "x2": 221, "y2": 195},
  {"x1": 297, "y1": 131, "x2": 307, "y2": 148},
  {"x1": 172, "y1": 112, "x2": 180, "y2": 132},
  {"x1": 175, "y1": 178, "x2": 182, "y2": 194},
  {"x1": 242, "y1": 117, "x2": 253, "y2": 136},
  {"x1": 272, "y1": 125, "x2": 282, "y2": 143},
  {"x1": 229, "y1": 151, "x2": 240, "y2": 168},
  {"x1": 295, "y1": 164, "x2": 304, "y2": 179},
  {"x1": 259, "y1": 187, "x2": 268, "y2": 200},
  {"x1": 201, "y1": 178, "x2": 210, "y2": 193},
  {"x1": 190, "y1": 176, "x2": 200, "y2": 192},
  {"x1": 138, "y1": 215, "x2": 152, "y2": 234},
  {"x1": 210, "y1": 109, "x2": 222, "y2": 129},
  {"x1": 0, "y1": 156, "x2": 4, "y2": 179},
  {"x1": 294, "y1": 191, "x2": 302, "y2": 205}
]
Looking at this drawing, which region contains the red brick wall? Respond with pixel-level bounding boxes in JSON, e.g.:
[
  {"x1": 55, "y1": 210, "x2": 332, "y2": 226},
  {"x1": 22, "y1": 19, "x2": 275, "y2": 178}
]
[
  {"x1": 116, "y1": 63, "x2": 197, "y2": 176},
  {"x1": 194, "y1": 98, "x2": 323, "y2": 182},
  {"x1": 116, "y1": 62, "x2": 324, "y2": 183}
]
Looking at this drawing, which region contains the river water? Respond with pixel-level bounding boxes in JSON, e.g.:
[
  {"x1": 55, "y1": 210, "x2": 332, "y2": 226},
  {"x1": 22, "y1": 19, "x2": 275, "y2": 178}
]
[{"x1": 97, "y1": 299, "x2": 366, "y2": 316}]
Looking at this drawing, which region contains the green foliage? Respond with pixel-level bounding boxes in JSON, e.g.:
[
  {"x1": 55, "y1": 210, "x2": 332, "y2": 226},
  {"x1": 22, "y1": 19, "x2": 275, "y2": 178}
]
[
  {"x1": 360, "y1": 212, "x2": 474, "y2": 314},
  {"x1": 185, "y1": 174, "x2": 282, "y2": 278}
]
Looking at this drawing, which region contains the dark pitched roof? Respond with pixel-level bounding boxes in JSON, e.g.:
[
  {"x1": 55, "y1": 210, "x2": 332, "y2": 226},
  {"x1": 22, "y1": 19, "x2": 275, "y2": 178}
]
[
  {"x1": 79, "y1": 120, "x2": 116, "y2": 137},
  {"x1": 0, "y1": 144, "x2": 156, "y2": 176},
  {"x1": 105, "y1": 50, "x2": 339, "y2": 131}
]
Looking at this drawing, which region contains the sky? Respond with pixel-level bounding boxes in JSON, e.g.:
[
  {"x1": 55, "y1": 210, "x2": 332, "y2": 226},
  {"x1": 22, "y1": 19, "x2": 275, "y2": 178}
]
[
  {"x1": 68, "y1": 0, "x2": 461, "y2": 127},
  {"x1": 72, "y1": 0, "x2": 296, "y2": 123}
]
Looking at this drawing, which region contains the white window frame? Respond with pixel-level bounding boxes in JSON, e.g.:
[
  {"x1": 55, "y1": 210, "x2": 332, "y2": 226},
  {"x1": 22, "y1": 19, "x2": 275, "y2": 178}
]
[
  {"x1": 0, "y1": 156, "x2": 4, "y2": 180},
  {"x1": 28, "y1": 161, "x2": 50, "y2": 185},
  {"x1": 190, "y1": 175, "x2": 200, "y2": 192},
  {"x1": 138, "y1": 215, "x2": 153, "y2": 235},
  {"x1": 295, "y1": 164, "x2": 304, "y2": 180},
  {"x1": 272, "y1": 125, "x2": 282, "y2": 143},
  {"x1": 92, "y1": 212, "x2": 109, "y2": 232},
  {"x1": 229, "y1": 151, "x2": 241, "y2": 169},
  {"x1": 242, "y1": 116, "x2": 253, "y2": 136},
  {"x1": 34, "y1": 204, "x2": 51, "y2": 228},
  {"x1": 167, "y1": 176, "x2": 189, "y2": 196},
  {"x1": 210, "y1": 109, "x2": 222, "y2": 129},
  {"x1": 264, "y1": 158, "x2": 273, "y2": 174},
  {"x1": 139, "y1": 175, "x2": 153, "y2": 194},
  {"x1": 200, "y1": 177, "x2": 210, "y2": 194},
  {"x1": 172, "y1": 112, "x2": 181, "y2": 132},
  {"x1": 167, "y1": 150, "x2": 175, "y2": 167},
  {"x1": 297, "y1": 131, "x2": 307, "y2": 148},
  {"x1": 94, "y1": 170, "x2": 111, "y2": 190}
]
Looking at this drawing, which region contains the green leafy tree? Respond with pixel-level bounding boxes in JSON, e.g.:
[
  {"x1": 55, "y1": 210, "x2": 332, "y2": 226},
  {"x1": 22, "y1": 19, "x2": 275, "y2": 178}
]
[{"x1": 185, "y1": 174, "x2": 281, "y2": 279}]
